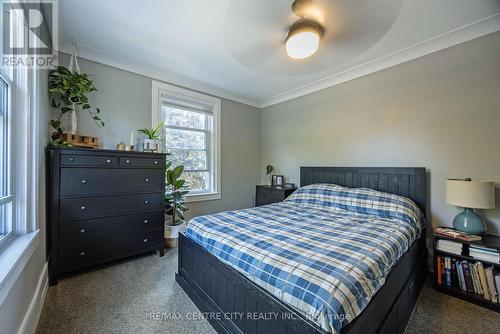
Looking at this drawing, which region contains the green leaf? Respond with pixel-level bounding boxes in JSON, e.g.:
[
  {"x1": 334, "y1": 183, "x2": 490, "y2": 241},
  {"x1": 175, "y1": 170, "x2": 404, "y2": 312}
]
[
  {"x1": 82, "y1": 104, "x2": 91, "y2": 109},
  {"x1": 61, "y1": 106, "x2": 73, "y2": 113},
  {"x1": 172, "y1": 165, "x2": 184, "y2": 178},
  {"x1": 175, "y1": 179, "x2": 185, "y2": 189},
  {"x1": 165, "y1": 161, "x2": 172, "y2": 170},
  {"x1": 167, "y1": 170, "x2": 176, "y2": 185}
]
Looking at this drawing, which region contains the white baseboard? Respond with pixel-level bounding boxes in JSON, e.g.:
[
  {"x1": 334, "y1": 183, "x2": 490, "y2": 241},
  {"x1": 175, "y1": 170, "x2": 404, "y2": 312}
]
[{"x1": 17, "y1": 262, "x2": 48, "y2": 334}]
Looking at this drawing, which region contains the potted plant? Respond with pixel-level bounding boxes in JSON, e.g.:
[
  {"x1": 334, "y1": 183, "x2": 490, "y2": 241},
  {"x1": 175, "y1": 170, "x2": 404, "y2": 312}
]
[
  {"x1": 164, "y1": 161, "x2": 189, "y2": 248},
  {"x1": 48, "y1": 65, "x2": 104, "y2": 145},
  {"x1": 138, "y1": 121, "x2": 165, "y2": 152}
]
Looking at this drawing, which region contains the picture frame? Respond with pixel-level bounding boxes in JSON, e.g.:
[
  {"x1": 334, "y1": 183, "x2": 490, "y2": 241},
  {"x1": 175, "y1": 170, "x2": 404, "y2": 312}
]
[{"x1": 272, "y1": 175, "x2": 285, "y2": 188}]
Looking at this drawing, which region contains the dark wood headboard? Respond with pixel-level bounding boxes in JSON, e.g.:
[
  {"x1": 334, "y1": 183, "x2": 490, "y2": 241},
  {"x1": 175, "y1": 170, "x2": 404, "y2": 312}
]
[{"x1": 300, "y1": 167, "x2": 427, "y2": 215}]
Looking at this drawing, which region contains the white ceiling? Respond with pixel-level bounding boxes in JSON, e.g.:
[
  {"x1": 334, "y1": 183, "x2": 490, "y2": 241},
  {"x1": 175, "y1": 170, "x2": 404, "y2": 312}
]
[{"x1": 59, "y1": 0, "x2": 500, "y2": 107}]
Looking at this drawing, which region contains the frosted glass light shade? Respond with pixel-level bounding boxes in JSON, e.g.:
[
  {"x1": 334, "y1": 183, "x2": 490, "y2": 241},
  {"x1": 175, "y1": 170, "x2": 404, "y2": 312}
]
[
  {"x1": 446, "y1": 179, "x2": 495, "y2": 209},
  {"x1": 286, "y1": 31, "x2": 320, "y2": 59},
  {"x1": 286, "y1": 19, "x2": 323, "y2": 59}
]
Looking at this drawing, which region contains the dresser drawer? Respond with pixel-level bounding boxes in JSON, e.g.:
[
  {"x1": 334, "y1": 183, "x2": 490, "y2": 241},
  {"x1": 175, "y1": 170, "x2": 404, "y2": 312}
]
[
  {"x1": 60, "y1": 168, "x2": 163, "y2": 197},
  {"x1": 59, "y1": 211, "x2": 163, "y2": 245},
  {"x1": 60, "y1": 193, "x2": 163, "y2": 221},
  {"x1": 58, "y1": 230, "x2": 163, "y2": 270},
  {"x1": 61, "y1": 154, "x2": 117, "y2": 167},
  {"x1": 120, "y1": 157, "x2": 162, "y2": 168}
]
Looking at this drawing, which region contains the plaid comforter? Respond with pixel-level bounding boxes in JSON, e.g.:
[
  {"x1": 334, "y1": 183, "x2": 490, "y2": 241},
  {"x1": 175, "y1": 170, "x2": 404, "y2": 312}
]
[{"x1": 186, "y1": 184, "x2": 424, "y2": 334}]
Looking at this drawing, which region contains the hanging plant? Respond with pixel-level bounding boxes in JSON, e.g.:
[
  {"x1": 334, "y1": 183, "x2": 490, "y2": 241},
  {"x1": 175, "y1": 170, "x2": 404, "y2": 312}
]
[{"x1": 48, "y1": 65, "x2": 104, "y2": 145}]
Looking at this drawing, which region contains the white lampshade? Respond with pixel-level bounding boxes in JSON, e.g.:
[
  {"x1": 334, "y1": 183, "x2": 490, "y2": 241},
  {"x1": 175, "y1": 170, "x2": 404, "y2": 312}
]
[{"x1": 446, "y1": 179, "x2": 495, "y2": 209}]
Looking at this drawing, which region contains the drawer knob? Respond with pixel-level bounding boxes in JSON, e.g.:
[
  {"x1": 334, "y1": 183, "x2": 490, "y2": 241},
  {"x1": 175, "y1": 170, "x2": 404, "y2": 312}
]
[
  {"x1": 144, "y1": 200, "x2": 149, "y2": 205},
  {"x1": 80, "y1": 251, "x2": 86, "y2": 256},
  {"x1": 80, "y1": 229, "x2": 86, "y2": 234},
  {"x1": 143, "y1": 219, "x2": 148, "y2": 224},
  {"x1": 154, "y1": 160, "x2": 158, "y2": 165},
  {"x1": 144, "y1": 178, "x2": 150, "y2": 183},
  {"x1": 81, "y1": 179, "x2": 87, "y2": 184},
  {"x1": 80, "y1": 205, "x2": 86, "y2": 210},
  {"x1": 106, "y1": 159, "x2": 112, "y2": 164},
  {"x1": 125, "y1": 159, "x2": 131, "y2": 164},
  {"x1": 143, "y1": 238, "x2": 148, "y2": 243},
  {"x1": 68, "y1": 157, "x2": 75, "y2": 162}
]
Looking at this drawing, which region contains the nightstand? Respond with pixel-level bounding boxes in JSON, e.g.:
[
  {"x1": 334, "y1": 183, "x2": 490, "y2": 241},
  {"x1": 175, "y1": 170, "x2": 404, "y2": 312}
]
[{"x1": 255, "y1": 185, "x2": 297, "y2": 206}]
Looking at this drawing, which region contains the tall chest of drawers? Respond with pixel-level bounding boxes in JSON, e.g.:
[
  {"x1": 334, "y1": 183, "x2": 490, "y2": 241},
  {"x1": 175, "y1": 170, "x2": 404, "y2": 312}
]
[{"x1": 46, "y1": 147, "x2": 167, "y2": 285}]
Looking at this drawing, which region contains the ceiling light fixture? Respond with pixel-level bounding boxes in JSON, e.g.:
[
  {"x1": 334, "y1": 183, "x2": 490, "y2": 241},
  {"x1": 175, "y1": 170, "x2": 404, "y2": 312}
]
[{"x1": 286, "y1": 0, "x2": 324, "y2": 60}]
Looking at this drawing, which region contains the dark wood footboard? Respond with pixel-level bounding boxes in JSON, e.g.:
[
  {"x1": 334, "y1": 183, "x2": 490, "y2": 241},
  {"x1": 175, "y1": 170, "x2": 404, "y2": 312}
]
[{"x1": 176, "y1": 232, "x2": 427, "y2": 334}]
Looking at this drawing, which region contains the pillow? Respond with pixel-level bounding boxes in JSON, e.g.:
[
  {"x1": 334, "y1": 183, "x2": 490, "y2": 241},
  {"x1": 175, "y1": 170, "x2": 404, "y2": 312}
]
[{"x1": 285, "y1": 183, "x2": 424, "y2": 230}]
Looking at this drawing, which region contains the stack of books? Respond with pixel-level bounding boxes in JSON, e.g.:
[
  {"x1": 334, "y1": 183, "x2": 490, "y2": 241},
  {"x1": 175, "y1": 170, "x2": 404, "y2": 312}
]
[
  {"x1": 436, "y1": 239, "x2": 463, "y2": 255},
  {"x1": 436, "y1": 255, "x2": 500, "y2": 303},
  {"x1": 470, "y1": 245, "x2": 500, "y2": 264},
  {"x1": 434, "y1": 227, "x2": 482, "y2": 241}
]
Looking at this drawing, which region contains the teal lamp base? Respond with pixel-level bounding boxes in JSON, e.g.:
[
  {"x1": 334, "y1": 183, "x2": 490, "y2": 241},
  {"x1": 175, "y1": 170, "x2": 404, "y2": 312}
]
[{"x1": 452, "y1": 208, "x2": 486, "y2": 235}]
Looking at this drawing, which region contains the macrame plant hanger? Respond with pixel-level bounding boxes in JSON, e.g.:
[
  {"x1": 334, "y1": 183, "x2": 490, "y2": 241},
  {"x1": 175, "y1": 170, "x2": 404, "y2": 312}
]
[{"x1": 67, "y1": 41, "x2": 81, "y2": 135}]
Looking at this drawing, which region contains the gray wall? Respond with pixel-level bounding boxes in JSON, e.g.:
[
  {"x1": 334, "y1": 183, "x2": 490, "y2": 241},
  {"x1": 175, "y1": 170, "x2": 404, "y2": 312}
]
[
  {"x1": 260, "y1": 31, "x2": 500, "y2": 234},
  {"x1": 58, "y1": 53, "x2": 261, "y2": 218}
]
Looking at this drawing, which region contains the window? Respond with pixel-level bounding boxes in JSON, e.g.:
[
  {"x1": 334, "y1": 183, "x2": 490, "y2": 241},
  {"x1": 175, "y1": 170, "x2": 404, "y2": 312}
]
[
  {"x1": 0, "y1": 74, "x2": 13, "y2": 247},
  {"x1": 152, "y1": 81, "x2": 221, "y2": 202}
]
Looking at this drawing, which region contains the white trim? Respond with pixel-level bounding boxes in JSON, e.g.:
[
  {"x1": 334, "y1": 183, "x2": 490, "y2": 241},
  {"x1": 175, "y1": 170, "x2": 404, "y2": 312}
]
[
  {"x1": 17, "y1": 262, "x2": 48, "y2": 334},
  {"x1": 152, "y1": 81, "x2": 221, "y2": 202},
  {"x1": 0, "y1": 230, "x2": 40, "y2": 305},
  {"x1": 260, "y1": 13, "x2": 500, "y2": 107},
  {"x1": 58, "y1": 42, "x2": 260, "y2": 108},
  {"x1": 185, "y1": 191, "x2": 221, "y2": 203}
]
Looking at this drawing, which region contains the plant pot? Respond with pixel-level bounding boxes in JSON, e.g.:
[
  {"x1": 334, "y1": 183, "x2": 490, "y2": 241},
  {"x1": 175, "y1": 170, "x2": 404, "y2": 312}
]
[
  {"x1": 164, "y1": 215, "x2": 186, "y2": 248},
  {"x1": 143, "y1": 138, "x2": 158, "y2": 152}
]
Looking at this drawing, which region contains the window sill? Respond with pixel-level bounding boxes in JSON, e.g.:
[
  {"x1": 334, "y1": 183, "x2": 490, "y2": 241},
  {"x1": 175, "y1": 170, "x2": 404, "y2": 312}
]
[
  {"x1": 0, "y1": 230, "x2": 40, "y2": 305},
  {"x1": 186, "y1": 192, "x2": 221, "y2": 203}
]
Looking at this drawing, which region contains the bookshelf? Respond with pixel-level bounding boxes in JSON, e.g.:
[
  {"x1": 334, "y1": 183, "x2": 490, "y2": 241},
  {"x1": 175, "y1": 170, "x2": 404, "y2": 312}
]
[{"x1": 432, "y1": 232, "x2": 500, "y2": 312}]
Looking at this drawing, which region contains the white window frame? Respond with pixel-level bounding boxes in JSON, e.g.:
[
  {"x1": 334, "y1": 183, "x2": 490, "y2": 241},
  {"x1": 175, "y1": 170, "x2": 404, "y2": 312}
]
[
  {"x1": 0, "y1": 71, "x2": 13, "y2": 248},
  {"x1": 0, "y1": 3, "x2": 41, "y2": 304},
  {"x1": 152, "y1": 81, "x2": 221, "y2": 202}
]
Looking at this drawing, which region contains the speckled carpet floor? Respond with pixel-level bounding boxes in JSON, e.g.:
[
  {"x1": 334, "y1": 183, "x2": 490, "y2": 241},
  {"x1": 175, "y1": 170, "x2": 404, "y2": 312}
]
[{"x1": 36, "y1": 249, "x2": 500, "y2": 334}]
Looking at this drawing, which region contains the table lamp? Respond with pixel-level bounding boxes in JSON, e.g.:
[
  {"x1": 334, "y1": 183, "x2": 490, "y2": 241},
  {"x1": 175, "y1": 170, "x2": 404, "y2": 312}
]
[{"x1": 446, "y1": 178, "x2": 495, "y2": 235}]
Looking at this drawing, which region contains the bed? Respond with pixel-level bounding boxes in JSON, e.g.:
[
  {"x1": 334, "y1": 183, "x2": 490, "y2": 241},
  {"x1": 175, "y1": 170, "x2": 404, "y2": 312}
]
[{"x1": 176, "y1": 167, "x2": 427, "y2": 334}]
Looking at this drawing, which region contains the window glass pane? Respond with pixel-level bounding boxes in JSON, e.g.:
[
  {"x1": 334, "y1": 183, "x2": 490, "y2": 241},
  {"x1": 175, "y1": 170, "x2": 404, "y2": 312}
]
[
  {"x1": 162, "y1": 106, "x2": 206, "y2": 130},
  {"x1": 0, "y1": 201, "x2": 12, "y2": 237},
  {"x1": 169, "y1": 149, "x2": 207, "y2": 171},
  {"x1": 0, "y1": 77, "x2": 7, "y2": 197},
  {"x1": 165, "y1": 128, "x2": 206, "y2": 150},
  {"x1": 184, "y1": 171, "x2": 209, "y2": 192}
]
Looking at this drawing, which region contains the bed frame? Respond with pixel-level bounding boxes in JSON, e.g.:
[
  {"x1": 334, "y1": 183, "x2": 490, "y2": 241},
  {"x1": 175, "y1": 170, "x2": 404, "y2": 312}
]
[{"x1": 176, "y1": 167, "x2": 428, "y2": 334}]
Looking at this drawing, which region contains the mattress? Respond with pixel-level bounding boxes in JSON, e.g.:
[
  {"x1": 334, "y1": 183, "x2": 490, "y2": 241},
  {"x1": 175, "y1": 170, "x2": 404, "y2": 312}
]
[{"x1": 185, "y1": 184, "x2": 424, "y2": 333}]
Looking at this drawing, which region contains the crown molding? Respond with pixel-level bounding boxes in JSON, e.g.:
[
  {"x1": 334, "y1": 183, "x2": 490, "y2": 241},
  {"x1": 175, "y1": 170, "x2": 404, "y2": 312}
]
[
  {"x1": 260, "y1": 13, "x2": 500, "y2": 108},
  {"x1": 57, "y1": 42, "x2": 261, "y2": 108}
]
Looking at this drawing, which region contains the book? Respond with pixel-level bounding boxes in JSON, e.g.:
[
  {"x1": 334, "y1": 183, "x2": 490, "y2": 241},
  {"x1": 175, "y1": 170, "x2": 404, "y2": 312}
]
[
  {"x1": 440, "y1": 257, "x2": 445, "y2": 285},
  {"x1": 444, "y1": 257, "x2": 452, "y2": 287},
  {"x1": 462, "y1": 261, "x2": 474, "y2": 293},
  {"x1": 469, "y1": 251, "x2": 500, "y2": 264},
  {"x1": 436, "y1": 239, "x2": 463, "y2": 255},
  {"x1": 434, "y1": 227, "x2": 482, "y2": 241},
  {"x1": 476, "y1": 262, "x2": 490, "y2": 300},
  {"x1": 437, "y1": 256, "x2": 442, "y2": 285},
  {"x1": 471, "y1": 263, "x2": 481, "y2": 294},
  {"x1": 495, "y1": 272, "x2": 500, "y2": 302},
  {"x1": 456, "y1": 260, "x2": 466, "y2": 291},
  {"x1": 485, "y1": 267, "x2": 498, "y2": 303},
  {"x1": 451, "y1": 258, "x2": 458, "y2": 288}
]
